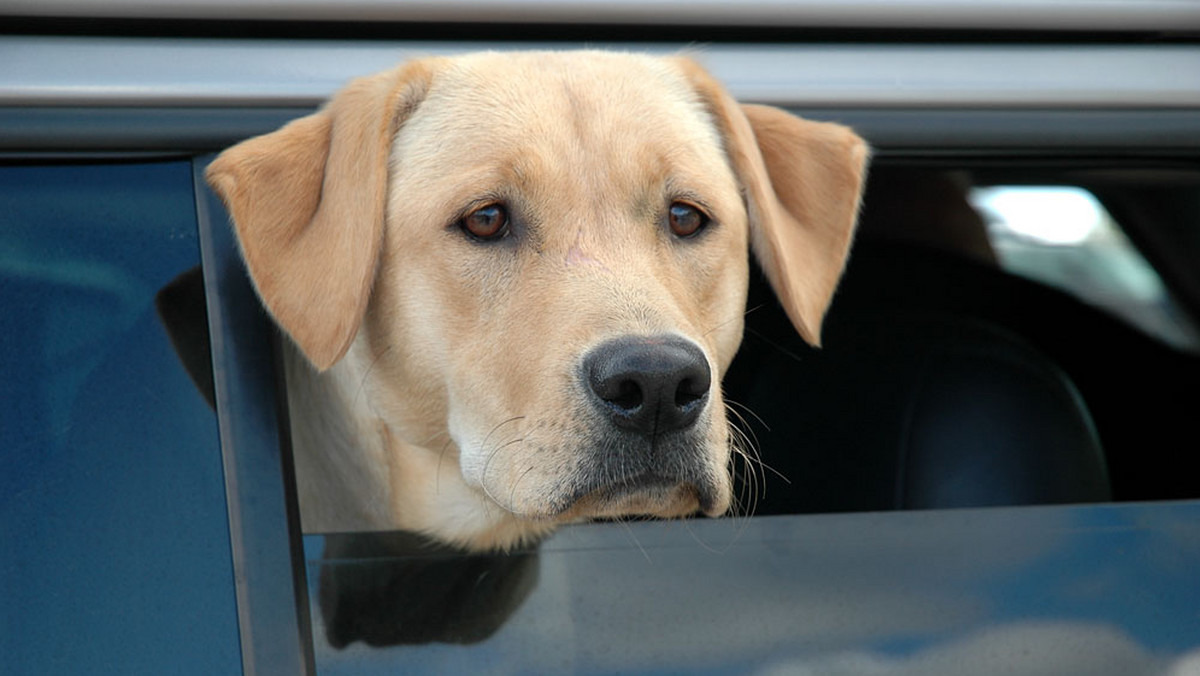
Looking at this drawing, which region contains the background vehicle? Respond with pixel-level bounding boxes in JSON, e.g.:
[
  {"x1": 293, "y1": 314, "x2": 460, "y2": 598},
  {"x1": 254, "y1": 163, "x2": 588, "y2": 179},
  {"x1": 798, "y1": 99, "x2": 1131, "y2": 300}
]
[{"x1": 3, "y1": 2, "x2": 1200, "y2": 674}]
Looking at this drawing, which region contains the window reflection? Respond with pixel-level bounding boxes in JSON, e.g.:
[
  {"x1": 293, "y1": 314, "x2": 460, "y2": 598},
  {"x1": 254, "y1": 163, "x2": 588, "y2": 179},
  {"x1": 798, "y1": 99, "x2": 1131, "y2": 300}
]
[
  {"x1": 0, "y1": 161, "x2": 239, "y2": 674},
  {"x1": 969, "y1": 186, "x2": 1199, "y2": 351}
]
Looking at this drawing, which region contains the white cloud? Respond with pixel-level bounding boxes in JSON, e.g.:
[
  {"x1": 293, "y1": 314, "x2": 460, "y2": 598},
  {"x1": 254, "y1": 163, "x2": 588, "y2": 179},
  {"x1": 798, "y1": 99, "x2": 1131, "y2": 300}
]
[{"x1": 757, "y1": 621, "x2": 1176, "y2": 676}]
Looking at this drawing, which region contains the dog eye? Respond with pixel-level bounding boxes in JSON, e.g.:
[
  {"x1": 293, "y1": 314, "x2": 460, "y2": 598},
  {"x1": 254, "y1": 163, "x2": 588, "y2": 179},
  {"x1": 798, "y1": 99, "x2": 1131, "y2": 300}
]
[
  {"x1": 668, "y1": 202, "x2": 708, "y2": 238},
  {"x1": 460, "y1": 203, "x2": 510, "y2": 241}
]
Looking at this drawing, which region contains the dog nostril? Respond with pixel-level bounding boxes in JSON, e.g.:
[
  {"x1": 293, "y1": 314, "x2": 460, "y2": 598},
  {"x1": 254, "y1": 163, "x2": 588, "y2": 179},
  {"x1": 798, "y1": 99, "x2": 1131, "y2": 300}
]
[
  {"x1": 674, "y1": 377, "x2": 706, "y2": 409},
  {"x1": 608, "y1": 379, "x2": 644, "y2": 412}
]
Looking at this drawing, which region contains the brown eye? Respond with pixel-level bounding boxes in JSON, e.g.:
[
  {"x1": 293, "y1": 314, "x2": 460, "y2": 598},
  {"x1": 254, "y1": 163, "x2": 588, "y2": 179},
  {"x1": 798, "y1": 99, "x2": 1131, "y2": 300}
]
[
  {"x1": 460, "y1": 203, "x2": 509, "y2": 240},
  {"x1": 668, "y1": 202, "x2": 707, "y2": 238}
]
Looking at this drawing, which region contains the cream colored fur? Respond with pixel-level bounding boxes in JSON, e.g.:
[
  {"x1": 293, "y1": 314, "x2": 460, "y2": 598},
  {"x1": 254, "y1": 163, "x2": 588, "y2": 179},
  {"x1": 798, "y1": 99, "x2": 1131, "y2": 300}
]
[{"x1": 206, "y1": 51, "x2": 868, "y2": 551}]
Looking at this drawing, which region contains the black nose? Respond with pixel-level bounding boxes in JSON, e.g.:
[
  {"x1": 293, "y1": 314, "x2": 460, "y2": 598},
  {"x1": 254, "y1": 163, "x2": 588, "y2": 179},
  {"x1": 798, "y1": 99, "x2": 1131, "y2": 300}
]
[{"x1": 583, "y1": 335, "x2": 711, "y2": 437}]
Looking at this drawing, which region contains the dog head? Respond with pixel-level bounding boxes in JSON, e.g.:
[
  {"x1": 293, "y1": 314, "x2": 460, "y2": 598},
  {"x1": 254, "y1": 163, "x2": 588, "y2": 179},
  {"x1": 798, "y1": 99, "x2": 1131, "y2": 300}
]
[{"x1": 207, "y1": 51, "x2": 868, "y2": 548}]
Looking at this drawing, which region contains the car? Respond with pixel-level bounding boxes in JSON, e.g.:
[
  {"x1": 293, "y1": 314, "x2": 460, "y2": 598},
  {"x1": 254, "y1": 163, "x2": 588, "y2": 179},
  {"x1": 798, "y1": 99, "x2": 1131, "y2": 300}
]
[{"x1": 3, "y1": 2, "x2": 1200, "y2": 674}]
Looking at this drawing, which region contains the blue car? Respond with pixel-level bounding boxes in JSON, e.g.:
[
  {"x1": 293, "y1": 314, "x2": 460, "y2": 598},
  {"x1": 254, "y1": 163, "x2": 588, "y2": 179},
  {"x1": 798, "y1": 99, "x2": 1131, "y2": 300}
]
[{"x1": 3, "y1": 2, "x2": 1200, "y2": 674}]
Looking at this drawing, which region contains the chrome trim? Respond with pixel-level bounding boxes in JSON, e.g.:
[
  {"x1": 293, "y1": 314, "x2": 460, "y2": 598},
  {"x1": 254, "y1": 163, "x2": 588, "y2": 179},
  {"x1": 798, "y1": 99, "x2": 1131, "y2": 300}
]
[
  {"x1": 3, "y1": 37, "x2": 1200, "y2": 109},
  {"x1": 5, "y1": 0, "x2": 1200, "y2": 31}
]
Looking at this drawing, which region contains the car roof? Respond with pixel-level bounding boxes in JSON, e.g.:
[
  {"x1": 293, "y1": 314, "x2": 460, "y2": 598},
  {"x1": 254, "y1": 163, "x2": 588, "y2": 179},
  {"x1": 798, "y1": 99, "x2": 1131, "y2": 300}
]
[{"x1": 8, "y1": 0, "x2": 1200, "y2": 32}]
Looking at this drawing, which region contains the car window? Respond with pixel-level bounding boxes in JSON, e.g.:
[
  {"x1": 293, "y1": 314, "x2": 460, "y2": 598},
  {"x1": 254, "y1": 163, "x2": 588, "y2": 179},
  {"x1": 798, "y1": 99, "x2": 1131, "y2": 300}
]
[
  {"x1": 303, "y1": 503, "x2": 1200, "y2": 676},
  {"x1": 969, "y1": 184, "x2": 1199, "y2": 351},
  {"x1": 0, "y1": 161, "x2": 241, "y2": 675}
]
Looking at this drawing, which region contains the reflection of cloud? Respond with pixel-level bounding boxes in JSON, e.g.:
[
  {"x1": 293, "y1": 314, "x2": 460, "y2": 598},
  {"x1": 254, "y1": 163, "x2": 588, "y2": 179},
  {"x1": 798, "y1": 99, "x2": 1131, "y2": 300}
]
[
  {"x1": 1168, "y1": 649, "x2": 1200, "y2": 676},
  {"x1": 756, "y1": 621, "x2": 1177, "y2": 676},
  {"x1": 492, "y1": 513, "x2": 1072, "y2": 672},
  {"x1": 316, "y1": 507, "x2": 1200, "y2": 676},
  {"x1": 521, "y1": 544, "x2": 984, "y2": 663}
]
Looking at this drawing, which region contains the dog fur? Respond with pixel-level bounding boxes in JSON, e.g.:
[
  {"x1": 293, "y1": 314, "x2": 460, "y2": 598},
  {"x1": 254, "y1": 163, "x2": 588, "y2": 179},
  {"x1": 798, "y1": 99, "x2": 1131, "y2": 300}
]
[{"x1": 206, "y1": 51, "x2": 868, "y2": 551}]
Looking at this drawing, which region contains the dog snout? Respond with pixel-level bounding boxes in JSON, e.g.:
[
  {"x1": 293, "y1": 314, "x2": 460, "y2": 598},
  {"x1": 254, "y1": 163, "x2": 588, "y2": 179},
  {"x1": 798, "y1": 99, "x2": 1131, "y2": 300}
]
[{"x1": 584, "y1": 335, "x2": 711, "y2": 436}]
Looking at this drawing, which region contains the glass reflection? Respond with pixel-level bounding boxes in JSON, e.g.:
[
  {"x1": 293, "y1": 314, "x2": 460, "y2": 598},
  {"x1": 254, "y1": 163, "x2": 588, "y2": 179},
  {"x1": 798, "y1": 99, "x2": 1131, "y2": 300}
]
[
  {"x1": 312, "y1": 531, "x2": 539, "y2": 648},
  {"x1": 306, "y1": 503, "x2": 1200, "y2": 675},
  {"x1": 971, "y1": 185, "x2": 1199, "y2": 350},
  {"x1": 0, "y1": 161, "x2": 238, "y2": 675}
]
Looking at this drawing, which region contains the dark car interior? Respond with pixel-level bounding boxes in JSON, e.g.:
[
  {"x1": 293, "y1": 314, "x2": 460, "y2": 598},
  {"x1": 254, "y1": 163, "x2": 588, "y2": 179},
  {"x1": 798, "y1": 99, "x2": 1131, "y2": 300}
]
[{"x1": 726, "y1": 161, "x2": 1200, "y2": 518}]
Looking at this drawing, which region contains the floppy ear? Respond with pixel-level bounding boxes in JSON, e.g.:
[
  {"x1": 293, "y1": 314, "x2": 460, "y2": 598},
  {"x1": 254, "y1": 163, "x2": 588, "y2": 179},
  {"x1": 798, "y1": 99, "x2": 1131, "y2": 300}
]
[
  {"x1": 205, "y1": 59, "x2": 440, "y2": 370},
  {"x1": 678, "y1": 60, "x2": 870, "y2": 346}
]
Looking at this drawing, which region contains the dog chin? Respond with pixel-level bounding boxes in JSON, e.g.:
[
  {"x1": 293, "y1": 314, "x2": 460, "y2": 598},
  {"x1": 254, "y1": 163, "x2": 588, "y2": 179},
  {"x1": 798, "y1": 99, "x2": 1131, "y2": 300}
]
[{"x1": 553, "y1": 473, "x2": 728, "y2": 522}]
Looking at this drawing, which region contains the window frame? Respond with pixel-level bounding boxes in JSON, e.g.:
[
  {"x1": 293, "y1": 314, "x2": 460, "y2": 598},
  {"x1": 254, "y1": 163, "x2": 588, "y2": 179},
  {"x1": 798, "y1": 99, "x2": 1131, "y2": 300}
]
[{"x1": 194, "y1": 156, "x2": 316, "y2": 676}]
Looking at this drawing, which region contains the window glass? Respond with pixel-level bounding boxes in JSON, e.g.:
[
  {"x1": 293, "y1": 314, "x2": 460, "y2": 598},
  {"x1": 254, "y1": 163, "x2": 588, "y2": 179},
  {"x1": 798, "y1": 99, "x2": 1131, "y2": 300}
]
[
  {"x1": 303, "y1": 504, "x2": 1200, "y2": 675},
  {"x1": 968, "y1": 185, "x2": 1199, "y2": 351},
  {"x1": 0, "y1": 161, "x2": 240, "y2": 675}
]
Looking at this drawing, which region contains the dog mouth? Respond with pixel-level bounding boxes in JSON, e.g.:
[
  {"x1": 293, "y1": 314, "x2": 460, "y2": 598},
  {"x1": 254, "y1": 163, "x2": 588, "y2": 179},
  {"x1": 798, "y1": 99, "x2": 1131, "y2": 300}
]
[{"x1": 555, "y1": 470, "x2": 724, "y2": 520}]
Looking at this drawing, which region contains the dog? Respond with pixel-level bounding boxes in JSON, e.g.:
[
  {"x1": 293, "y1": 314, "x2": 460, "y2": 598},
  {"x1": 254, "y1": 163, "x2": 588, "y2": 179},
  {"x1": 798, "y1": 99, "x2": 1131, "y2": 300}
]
[{"x1": 206, "y1": 50, "x2": 868, "y2": 551}]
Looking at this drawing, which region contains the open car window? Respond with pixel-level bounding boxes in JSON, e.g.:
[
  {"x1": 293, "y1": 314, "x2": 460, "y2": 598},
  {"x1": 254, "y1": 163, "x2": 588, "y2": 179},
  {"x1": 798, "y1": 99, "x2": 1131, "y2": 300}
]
[{"x1": 289, "y1": 160, "x2": 1200, "y2": 672}]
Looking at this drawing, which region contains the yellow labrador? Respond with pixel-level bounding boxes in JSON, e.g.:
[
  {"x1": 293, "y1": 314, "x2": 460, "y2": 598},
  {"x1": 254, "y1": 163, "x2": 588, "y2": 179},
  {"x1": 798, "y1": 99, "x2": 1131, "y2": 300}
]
[{"x1": 206, "y1": 51, "x2": 868, "y2": 551}]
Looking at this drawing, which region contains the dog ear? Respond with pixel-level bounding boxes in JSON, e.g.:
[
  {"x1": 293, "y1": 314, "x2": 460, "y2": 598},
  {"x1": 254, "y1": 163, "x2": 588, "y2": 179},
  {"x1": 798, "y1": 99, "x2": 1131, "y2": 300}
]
[
  {"x1": 206, "y1": 59, "x2": 441, "y2": 370},
  {"x1": 678, "y1": 60, "x2": 869, "y2": 346}
]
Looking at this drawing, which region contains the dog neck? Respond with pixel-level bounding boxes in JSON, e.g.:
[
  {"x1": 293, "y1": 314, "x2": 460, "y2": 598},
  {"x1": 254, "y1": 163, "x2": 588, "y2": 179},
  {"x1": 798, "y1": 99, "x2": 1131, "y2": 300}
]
[{"x1": 282, "y1": 339, "x2": 555, "y2": 550}]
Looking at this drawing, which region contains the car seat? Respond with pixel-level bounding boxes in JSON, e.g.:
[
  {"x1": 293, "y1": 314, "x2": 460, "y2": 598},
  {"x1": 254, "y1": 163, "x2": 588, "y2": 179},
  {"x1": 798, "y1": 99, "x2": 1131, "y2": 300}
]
[{"x1": 725, "y1": 263, "x2": 1111, "y2": 515}]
